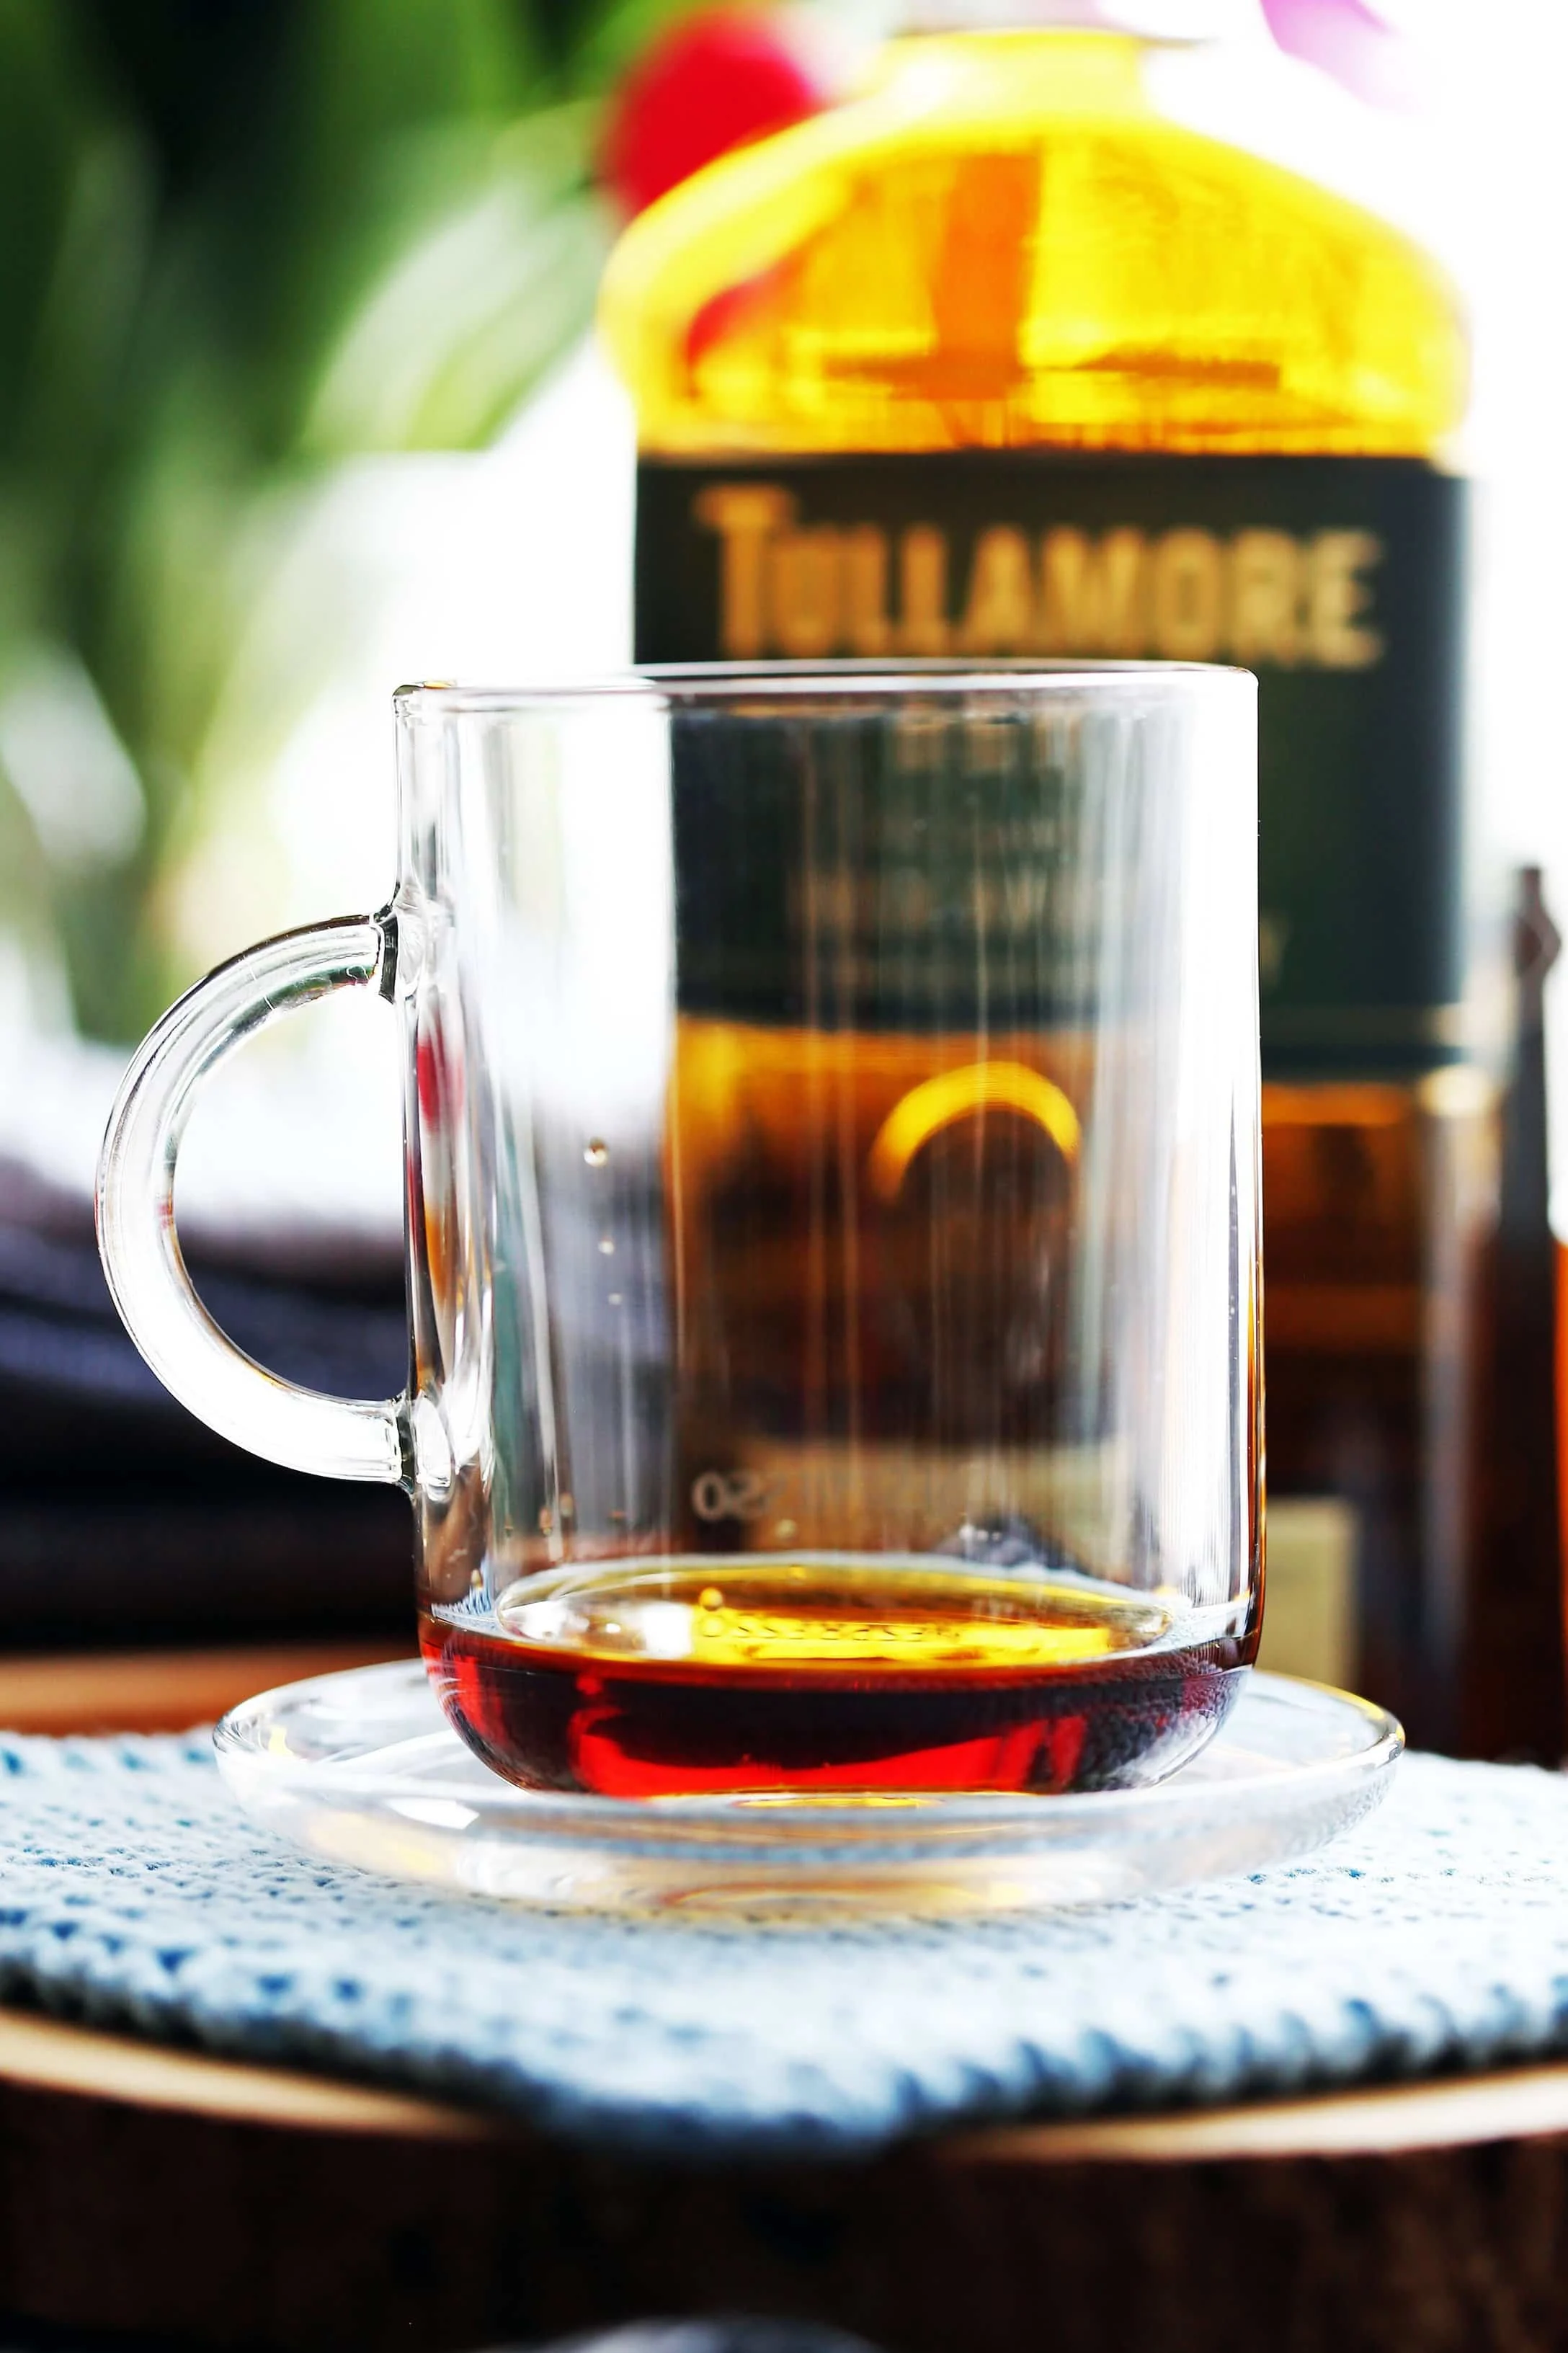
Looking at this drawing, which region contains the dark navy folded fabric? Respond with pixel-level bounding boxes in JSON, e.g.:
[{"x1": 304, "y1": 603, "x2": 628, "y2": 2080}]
[{"x1": 0, "y1": 1182, "x2": 410, "y2": 1640}]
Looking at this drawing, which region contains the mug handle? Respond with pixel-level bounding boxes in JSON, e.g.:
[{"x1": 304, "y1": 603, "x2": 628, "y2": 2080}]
[{"x1": 95, "y1": 912, "x2": 408, "y2": 1485}]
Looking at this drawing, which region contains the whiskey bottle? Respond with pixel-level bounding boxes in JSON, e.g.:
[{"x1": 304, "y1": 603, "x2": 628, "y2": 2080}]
[{"x1": 600, "y1": 5, "x2": 1478, "y2": 1744}]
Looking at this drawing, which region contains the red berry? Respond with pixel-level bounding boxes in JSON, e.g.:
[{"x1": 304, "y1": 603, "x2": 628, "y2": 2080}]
[{"x1": 601, "y1": 8, "x2": 833, "y2": 219}]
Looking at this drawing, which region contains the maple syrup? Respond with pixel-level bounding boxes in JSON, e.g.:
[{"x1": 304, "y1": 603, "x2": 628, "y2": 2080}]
[{"x1": 422, "y1": 1557, "x2": 1248, "y2": 1799}]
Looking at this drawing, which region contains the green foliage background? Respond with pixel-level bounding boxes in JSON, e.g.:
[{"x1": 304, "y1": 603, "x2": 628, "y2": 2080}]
[{"x1": 0, "y1": 0, "x2": 677, "y2": 1041}]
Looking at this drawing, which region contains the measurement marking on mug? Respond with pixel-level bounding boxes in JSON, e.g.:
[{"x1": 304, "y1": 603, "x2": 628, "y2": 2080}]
[{"x1": 692, "y1": 1469, "x2": 775, "y2": 1522}]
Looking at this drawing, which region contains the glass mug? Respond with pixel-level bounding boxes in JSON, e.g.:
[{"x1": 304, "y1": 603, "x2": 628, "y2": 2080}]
[{"x1": 98, "y1": 665, "x2": 1262, "y2": 1801}]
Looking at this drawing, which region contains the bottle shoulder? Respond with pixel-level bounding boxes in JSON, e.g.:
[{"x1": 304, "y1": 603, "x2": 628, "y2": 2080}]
[{"x1": 600, "y1": 47, "x2": 1466, "y2": 459}]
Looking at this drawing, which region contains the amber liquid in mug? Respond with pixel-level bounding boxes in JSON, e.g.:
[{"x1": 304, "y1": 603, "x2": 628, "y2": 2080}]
[{"x1": 420, "y1": 1560, "x2": 1244, "y2": 1800}]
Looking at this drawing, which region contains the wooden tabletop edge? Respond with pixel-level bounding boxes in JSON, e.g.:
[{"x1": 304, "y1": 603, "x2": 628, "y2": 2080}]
[
  {"x1": 0, "y1": 2008, "x2": 501, "y2": 2139},
  {"x1": 1, "y1": 2003, "x2": 1567, "y2": 2162},
  {"x1": 945, "y1": 2061, "x2": 1568, "y2": 2163},
  {"x1": 0, "y1": 1641, "x2": 415, "y2": 1736}
]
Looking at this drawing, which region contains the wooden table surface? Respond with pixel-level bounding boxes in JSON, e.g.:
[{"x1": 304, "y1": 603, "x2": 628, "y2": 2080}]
[{"x1": 0, "y1": 1641, "x2": 1563, "y2": 2353}]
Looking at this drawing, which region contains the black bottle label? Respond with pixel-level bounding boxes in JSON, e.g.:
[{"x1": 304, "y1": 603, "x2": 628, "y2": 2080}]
[
  {"x1": 668, "y1": 688, "x2": 1105, "y2": 1033},
  {"x1": 636, "y1": 453, "x2": 1466, "y2": 1076}
]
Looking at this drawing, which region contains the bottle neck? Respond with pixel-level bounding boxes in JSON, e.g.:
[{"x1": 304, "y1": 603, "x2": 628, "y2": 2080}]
[
  {"x1": 891, "y1": 0, "x2": 1254, "y2": 37},
  {"x1": 865, "y1": 24, "x2": 1152, "y2": 110}
]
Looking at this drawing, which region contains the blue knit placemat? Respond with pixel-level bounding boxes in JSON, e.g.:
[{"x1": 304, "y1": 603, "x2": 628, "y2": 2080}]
[{"x1": 0, "y1": 1733, "x2": 1562, "y2": 2157}]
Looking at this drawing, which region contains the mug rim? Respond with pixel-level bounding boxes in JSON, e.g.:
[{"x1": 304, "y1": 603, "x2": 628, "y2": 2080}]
[{"x1": 393, "y1": 659, "x2": 1257, "y2": 715}]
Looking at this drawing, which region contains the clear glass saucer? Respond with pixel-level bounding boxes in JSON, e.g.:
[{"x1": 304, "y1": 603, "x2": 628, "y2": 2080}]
[{"x1": 214, "y1": 1663, "x2": 1402, "y2": 1919}]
